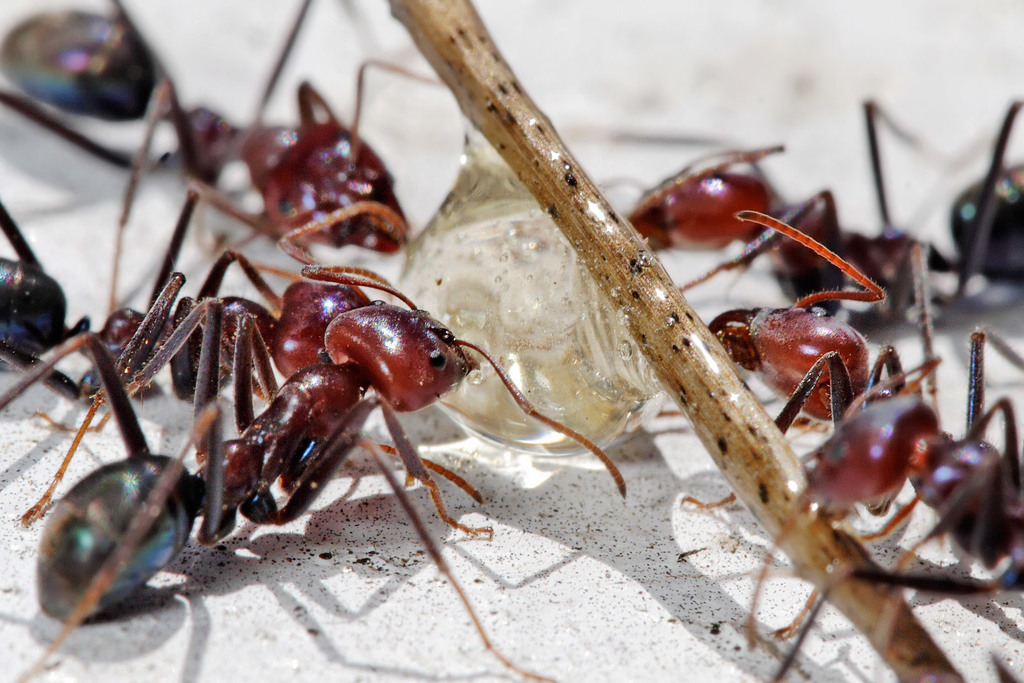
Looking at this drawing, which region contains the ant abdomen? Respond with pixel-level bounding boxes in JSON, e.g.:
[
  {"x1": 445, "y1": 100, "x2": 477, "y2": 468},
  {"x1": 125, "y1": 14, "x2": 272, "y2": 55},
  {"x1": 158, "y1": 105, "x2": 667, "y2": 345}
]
[
  {"x1": 629, "y1": 170, "x2": 771, "y2": 250},
  {"x1": 1, "y1": 10, "x2": 156, "y2": 121},
  {"x1": 951, "y1": 169, "x2": 1024, "y2": 280},
  {"x1": 0, "y1": 257, "x2": 68, "y2": 356},
  {"x1": 37, "y1": 455, "x2": 203, "y2": 620}
]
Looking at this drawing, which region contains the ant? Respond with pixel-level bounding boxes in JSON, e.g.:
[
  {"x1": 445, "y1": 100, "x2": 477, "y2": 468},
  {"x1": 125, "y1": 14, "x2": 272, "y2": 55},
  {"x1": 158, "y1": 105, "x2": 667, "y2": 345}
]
[
  {"x1": 631, "y1": 104, "x2": 956, "y2": 319},
  {"x1": 5, "y1": 323, "x2": 553, "y2": 682},
  {"x1": 695, "y1": 210, "x2": 906, "y2": 424},
  {"x1": 766, "y1": 328, "x2": 1024, "y2": 680},
  {"x1": 9, "y1": 237, "x2": 626, "y2": 528},
  {"x1": 0, "y1": 1, "x2": 419, "y2": 257}
]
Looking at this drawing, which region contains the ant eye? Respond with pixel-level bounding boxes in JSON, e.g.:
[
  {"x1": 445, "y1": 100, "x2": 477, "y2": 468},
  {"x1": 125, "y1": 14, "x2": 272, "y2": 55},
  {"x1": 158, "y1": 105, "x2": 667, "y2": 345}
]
[
  {"x1": 434, "y1": 328, "x2": 456, "y2": 344},
  {"x1": 429, "y1": 350, "x2": 447, "y2": 369}
]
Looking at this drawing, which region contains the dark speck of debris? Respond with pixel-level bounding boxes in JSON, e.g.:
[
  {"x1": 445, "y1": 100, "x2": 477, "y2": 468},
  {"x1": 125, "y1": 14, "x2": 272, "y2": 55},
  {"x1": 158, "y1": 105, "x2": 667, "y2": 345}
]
[
  {"x1": 710, "y1": 622, "x2": 721, "y2": 635},
  {"x1": 319, "y1": 551, "x2": 333, "y2": 560}
]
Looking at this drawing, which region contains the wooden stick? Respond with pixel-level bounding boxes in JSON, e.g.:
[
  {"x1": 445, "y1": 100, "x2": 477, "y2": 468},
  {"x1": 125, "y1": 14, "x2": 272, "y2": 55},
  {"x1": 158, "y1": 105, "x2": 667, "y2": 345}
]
[{"x1": 386, "y1": 0, "x2": 957, "y2": 678}]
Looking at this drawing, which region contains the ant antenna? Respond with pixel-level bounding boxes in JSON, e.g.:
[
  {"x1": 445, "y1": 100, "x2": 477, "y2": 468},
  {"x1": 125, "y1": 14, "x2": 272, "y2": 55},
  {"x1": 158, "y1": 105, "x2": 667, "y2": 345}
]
[
  {"x1": 301, "y1": 264, "x2": 418, "y2": 309},
  {"x1": 252, "y1": 0, "x2": 315, "y2": 125},
  {"x1": 454, "y1": 338, "x2": 627, "y2": 497},
  {"x1": 735, "y1": 211, "x2": 885, "y2": 308}
]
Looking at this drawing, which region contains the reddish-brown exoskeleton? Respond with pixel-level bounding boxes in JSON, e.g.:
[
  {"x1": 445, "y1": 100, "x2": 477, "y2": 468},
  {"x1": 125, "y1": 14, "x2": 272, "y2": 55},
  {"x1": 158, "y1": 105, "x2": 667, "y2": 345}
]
[{"x1": 631, "y1": 105, "x2": 949, "y2": 315}]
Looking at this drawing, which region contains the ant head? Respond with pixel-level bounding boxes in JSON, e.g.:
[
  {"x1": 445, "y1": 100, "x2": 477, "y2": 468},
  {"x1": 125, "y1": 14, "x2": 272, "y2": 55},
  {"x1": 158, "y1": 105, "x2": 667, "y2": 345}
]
[
  {"x1": 256, "y1": 121, "x2": 406, "y2": 253},
  {"x1": 807, "y1": 396, "x2": 939, "y2": 513},
  {"x1": 323, "y1": 303, "x2": 472, "y2": 412},
  {"x1": 630, "y1": 171, "x2": 770, "y2": 250}
]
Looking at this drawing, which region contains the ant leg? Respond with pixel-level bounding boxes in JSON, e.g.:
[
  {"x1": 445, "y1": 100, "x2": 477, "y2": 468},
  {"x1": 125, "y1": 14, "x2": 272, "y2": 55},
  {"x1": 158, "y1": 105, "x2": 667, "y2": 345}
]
[
  {"x1": 967, "y1": 397, "x2": 1020, "y2": 498},
  {"x1": 302, "y1": 264, "x2": 416, "y2": 308},
  {"x1": 958, "y1": 101, "x2": 1024, "y2": 294},
  {"x1": 680, "y1": 228, "x2": 779, "y2": 291},
  {"x1": 0, "y1": 89, "x2": 133, "y2": 167},
  {"x1": 851, "y1": 566, "x2": 1004, "y2": 596},
  {"x1": 348, "y1": 60, "x2": 441, "y2": 152},
  {"x1": 679, "y1": 492, "x2": 736, "y2": 509},
  {"x1": 188, "y1": 178, "x2": 277, "y2": 235},
  {"x1": 863, "y1": 100, "x2": 896, "y2": 228},
  {"x1": 774, "y1": 351, "x2": 854, "y2": 433},
  {"x1": 231, "y1": 314, "x2": 261, "y2": 431},
  {"x1": 376, "y1": 444, "x2": 485, "y2": 504},
  {"x1": 109, "y1": 80, "x2": 173, "y2": 313},
  {"x1": 865, "y1": 345, "x2": 904, "y2": 395},
  {"x1": 910, "y1": 242, "x2": 938, "y2": 410},
  {"x1": 859, "y1": 493, "x2": 921, "y2": 541},
  {"x1": 844, "y1": 356, "x2": 943, "y2": 416},
  {"x1": 380, "y1": 402, "x2": 493, "y2": 538},
  {"x1": 168, "y1": 298, "x2": 203, "y2": 401},
  {"x1": 746, "y1": 507, "x2": 807, "y2": 647},
  {"x1": 0, "y1": 195, "x2": 41, "y2": 265},
  {"x1": 116, "y1": 273, "x2": 186, "y2": 382},
  {"x1": 252, "y1": 0, "x2": 315, "y2": 124},
  {"x1": 420, "y1": 458, "x2": 485, "y2": 504},
  {"x1": 0, "y1": 341, "x2": 80, "y2": 401},
  {"x1": 360, "y1": 438, "x2": 553, "y2": 682},
  {"x1": 19, "y1": 399, "x2": 102, "y2": 527},
  {"x1": 968, "y1": 329, "x2": 987, "y2": 432},
  {"x1": 771, "y1": 588, "x2": 819, "y2": 640},
  {"x1": 197, "y1": 249, "x2": 284, "y2": 313},
  {"x1": 148, "y1": 189, "x2": 200, "y2": 307},
  {"x1": 771, "y1": 591, "x2": 828, "y2": 683}
]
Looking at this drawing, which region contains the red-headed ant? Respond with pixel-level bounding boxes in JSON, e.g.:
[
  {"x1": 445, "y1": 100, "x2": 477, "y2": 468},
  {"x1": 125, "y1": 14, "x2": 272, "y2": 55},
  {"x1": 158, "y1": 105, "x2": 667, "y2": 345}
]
[
  {"x1": 767, "y1": 328, "x2": 1024, "y2": 680},
  {"x1": 0, "y1": 1, "x2": 414, "y2": 256},
  {"x1": 5, "y1": 322, "x2": 554, "y2": 682}
]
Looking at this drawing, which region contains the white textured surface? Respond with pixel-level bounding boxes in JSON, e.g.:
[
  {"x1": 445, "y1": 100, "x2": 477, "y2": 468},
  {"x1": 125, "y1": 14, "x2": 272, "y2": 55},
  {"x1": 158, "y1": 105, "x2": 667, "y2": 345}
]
[{"x1": 0, "y1": 1, "x2": 1023, "y2": 681}]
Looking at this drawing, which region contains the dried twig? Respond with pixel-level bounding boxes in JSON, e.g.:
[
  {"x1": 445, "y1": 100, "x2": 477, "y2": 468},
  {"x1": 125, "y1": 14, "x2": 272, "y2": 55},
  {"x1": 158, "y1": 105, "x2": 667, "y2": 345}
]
[{"x1": 386, "y1": 0, "x2": 959, "y2": 678}]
